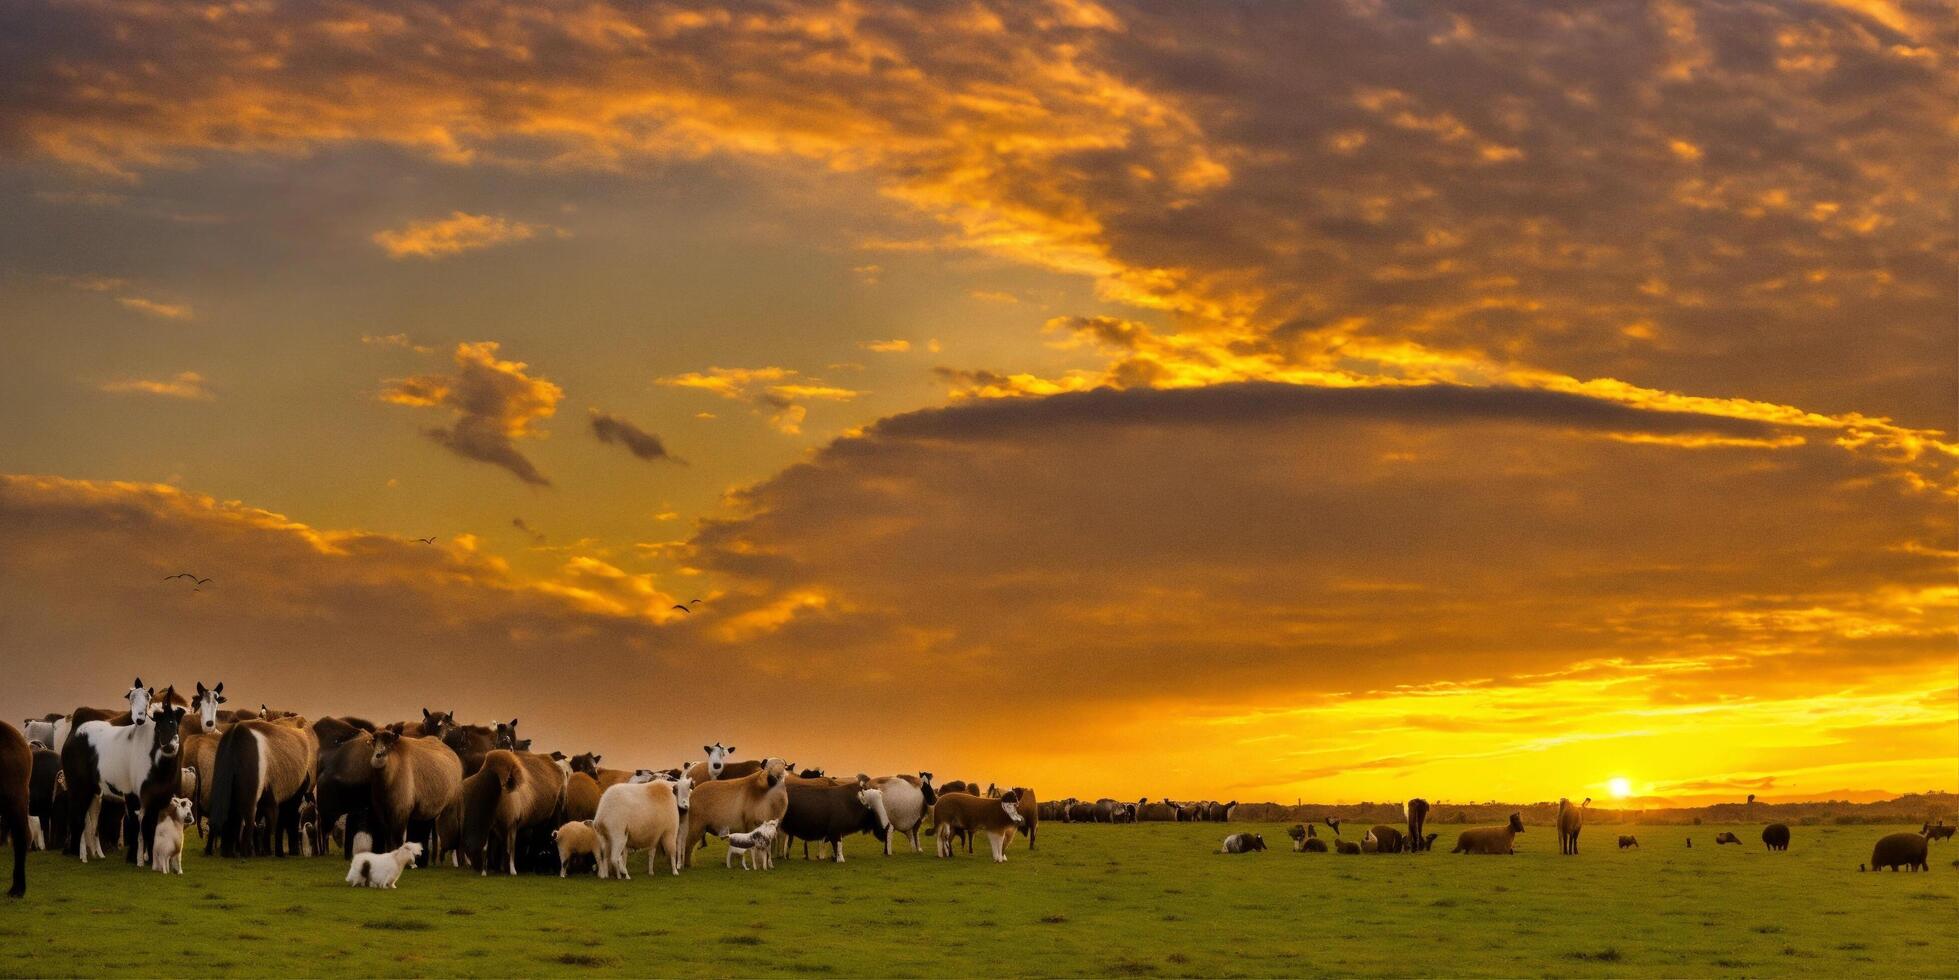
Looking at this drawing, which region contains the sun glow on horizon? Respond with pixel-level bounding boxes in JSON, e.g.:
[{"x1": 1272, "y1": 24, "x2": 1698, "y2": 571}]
[{"x1": 1608, "y1": 777, "x2": 1633, "y2": 799}]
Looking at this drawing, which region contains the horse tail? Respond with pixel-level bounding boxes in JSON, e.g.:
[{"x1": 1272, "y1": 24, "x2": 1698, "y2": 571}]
[{"x1": 207, "y1": 725, "x2": 260, "y2": 858}]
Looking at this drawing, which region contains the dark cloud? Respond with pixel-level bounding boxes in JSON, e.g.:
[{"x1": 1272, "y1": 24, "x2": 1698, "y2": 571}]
[
  {"x1": 589, "y1": 409, "x2": 681, "y2": 464},
  {"x1": 381, "y1": 342, "x2": 563, "y2": 487}
]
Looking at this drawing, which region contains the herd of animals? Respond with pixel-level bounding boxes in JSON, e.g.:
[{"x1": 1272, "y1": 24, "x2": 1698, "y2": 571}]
[{"x1": 0, "y1": 679, "x2": 1951, "y2": 900}]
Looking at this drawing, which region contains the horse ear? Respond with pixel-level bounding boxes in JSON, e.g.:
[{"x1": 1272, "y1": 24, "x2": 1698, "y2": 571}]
[
  {"x1": 217, "y1": 695, "x2": 227, "y2": 704},
  {"x1": 133, "y1": 677, "x2": 142, "y2": 688},
  {"x1": 214, "y1": 682, "x2": 223, "y2": 694},
  {"x1": 196, "y1": 682, "x2": 207, "y2": 695},
  {"x1": 702, "y1": 745, "x2": 712, "y2": 755},
  {"x1": 592, "y1": 754, "x2": 601, "y2": 764},
  {"x1": 726, "y1": 746, "x2": 736, "y2": 755}
]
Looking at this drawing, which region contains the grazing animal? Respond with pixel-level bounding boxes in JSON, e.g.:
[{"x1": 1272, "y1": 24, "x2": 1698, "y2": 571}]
[
  {"x1": 63, "y1": 698, "x2": 187, "y2": 865},
  {"x1": 1713, "y1": 832, "x2": 1742, "y2": 846},
  {"x1": 726, "y1": 819, "x2": 781, "y2": 870},
  {"x1": 1919, "y1": 821, "x2": 1953, "y2": 843},
  {"x1": 552, "y1": 820, "x2": 599, "y2": 877},
  {"x1": 1010, "y1": 787, "x2": 1040, "y2": 849},
  {"x1": 369, "y1": 730, "x2": 462, "y2": 858},
  {"x1": 347, "y1": 841, "x2": 424, "y2": 888},
  {"x1": 0, "y1": 721, "x2": 30, "y2": 896},
  {"x1": 868, "y1": 774, "x2": 933, "y2": 854},
  {"x1": 781, "y1": 777, "x2": 889, "y2": 863},
  {"x1": 206, "y1": 718, "x2": 317, "y2": 858},
  {"x1": 592, "y1": 774, "x2": 692, "y2": 879},
  {"x1": 1406, "y1": 798, "x2": 1431, "y2": 851},
  {"x1": 1761, "y1": 824, "x2": 1791, "y2": 851},
  {"x1": 1220, "y1": 832, "x2": 1266, "y2": 854},
  {"x1": 932, "y1": 792, "x2": 1024, "y2": 862},
  {"x1": 1366, "y1": 825, "x2": 1406, "y2": 853},
  {"x1": 459, "y1": 749, "x2": 568, "y2": 875},
  {"x1": 1618, "y1": 835, "x2": 1639, "y2": 849},
  {"x1": 1556, "y1": 797, "x2": 1588, "y2": 855},
  {"x1": 683, "y1": 759, "x2": 790, "y2": 867},
  {"x1": 1686, "y1": 837, "x2": 1692, "y2": 848},
  {"x1": 1423, "y1": 832, "x2": 1438, "y2": 850},
  {"x1": 1335, "y1": 839, "x2": 1361, "y2": 854},
  {"x1": 1861, "y1": 831, "x2": 1930, "y2": 872},
  {"x1": 149, "y1": 797, "x2": 192, "y2": 873},
  {"x1": 1452, "y1": 813, "x2": 1525, "y2": 855}
]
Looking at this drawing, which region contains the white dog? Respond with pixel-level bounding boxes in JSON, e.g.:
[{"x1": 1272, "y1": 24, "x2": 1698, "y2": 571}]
[
  {"x1": 347, "y1": 841, "x2": 424, "y2": 889},
  {"x1": 724, "y1": 819, "x2": 780, "y2": 870},
  {"x1": 150, "y1": 797, "x2": 193, "y2": 873}
]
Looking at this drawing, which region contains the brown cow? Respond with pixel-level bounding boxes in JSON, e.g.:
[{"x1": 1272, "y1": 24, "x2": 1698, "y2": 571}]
[
  {"x1": 933, "y1": 792, "x2": 1025, "y2": 862},
  {"x1": 1452, "y1": 813, "x2": 1525, "y2": 855}
]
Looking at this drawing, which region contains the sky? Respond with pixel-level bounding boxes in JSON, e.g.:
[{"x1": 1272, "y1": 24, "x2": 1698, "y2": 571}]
[{"x1": 1, "y1": 0, "x2": 1953, "y2": 806}]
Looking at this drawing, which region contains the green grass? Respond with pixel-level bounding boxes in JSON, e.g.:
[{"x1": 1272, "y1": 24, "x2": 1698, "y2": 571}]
[{"x1": 3, "y1": 823, "x2": 1953, "y2": 977}]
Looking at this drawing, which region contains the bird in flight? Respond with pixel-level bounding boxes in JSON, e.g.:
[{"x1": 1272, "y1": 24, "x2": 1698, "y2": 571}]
[
  {"x1": 670, "y1": 604, "x2": 691, "y2": 614},
  {"x1": 415, "y1": 536, "x2": 437, "y2": 545},
  {"x1": 194, "y1": 577, "x2": 213, "y2": 587},
  {"x1": 164, "y1": 572, "x2": 197, "y2": 581},
  {"x1": 689, "y1": 598, "x2": 702, "y2": 605}
]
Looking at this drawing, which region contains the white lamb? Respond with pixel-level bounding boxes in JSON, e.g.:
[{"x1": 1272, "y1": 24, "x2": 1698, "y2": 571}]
[
  {"x1": 724, "y1": 819, "x2": 780, "y2": 870},
  {"x1": 346, "y1": 841, "x2": 424, "y2": 889}
]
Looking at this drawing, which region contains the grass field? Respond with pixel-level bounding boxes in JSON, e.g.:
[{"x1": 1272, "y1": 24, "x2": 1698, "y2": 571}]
[{"x1": 1, "y1": 822, "x2": 1952, "y2": 977}]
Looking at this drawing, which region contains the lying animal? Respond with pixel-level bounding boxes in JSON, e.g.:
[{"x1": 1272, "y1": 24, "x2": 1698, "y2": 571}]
[
  {"x1": 1220, "y1": 832, "x2": 1266, "y2": 854},
  {"x1": 1335, "y1": 839, "x2": 1361, "y2": 854},
  {"x1": 1713, "y1": 832, "x2": 1741, "y2": 845},
  {"x1": 1452, "y1": 813, "x2": 1525, "y2": 855},
  {"x1": 725, "y1": 818, "x2": 780, "y2": 870},
  {"x1": 347, "y1": 841, "x2": 424, "y2": 889},
  {"x1": 1617, "y1": 835, "x2": 1639, "y2": 849},
  {"x1": 553, "y1": 820, "x2": 598, "y2": 878},
  {"x1": 150, "y1": 797, "x2": 193, "y2": 874}
]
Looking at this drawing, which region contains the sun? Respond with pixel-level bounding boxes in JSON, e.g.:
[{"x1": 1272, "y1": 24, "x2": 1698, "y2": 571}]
[{"x1": 1608, "y1": 777, "x2": 1633, "y2": 799}]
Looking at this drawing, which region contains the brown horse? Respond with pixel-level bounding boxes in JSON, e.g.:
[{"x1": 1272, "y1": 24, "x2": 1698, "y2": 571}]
[
  {"x1": 206, "y1": 719, "x2": 317, "y2": 858},
  {"x1": 368, "y1": 731, "x2": 463, "y2": 857},
  {"x1": 459, "y1": 749, "x2": 567, "y2": 875},
  {"x1": 0, "y1": 721, "x2": 30, "y2": 896},
  {"x1": 442, "y1": 722, "x2": 500, "y2": 778}
]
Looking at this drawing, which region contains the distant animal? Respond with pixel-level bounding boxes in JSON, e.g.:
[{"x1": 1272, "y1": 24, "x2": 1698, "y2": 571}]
[
  {"x1": 552, "y1": 820, "x2": 599, "y2": 877},
  {"x1": 683, "y1": 759, "x2": 789, "y2": 868},
  {"x1": 725, "y1": 818, "x2": 780, "y2": 870},
  {"x1": 1287, "y1": 824, "x2": 1309, "y2": 850},
  {"x1": 1366, "y1": 825, "x2": 1406, "y2": 853},
  {"x1": 206, "y1": 717, "x2": 317, "y2": 858},
  {"x1": 347, "y1": 841, "x2": 424, "y2": 888},
  {"x1": 1761, "y1": 824, "x2": 1790, "y2": 851},
  {"x1": 1921, "y1": 822, "x2": 1953, "y2": 843},
  {"x1": 1011, "y1": 787, "x2": 1040, "y2": 849},
  {"x1": 682, "y1": 743, "x2": 746, "y2": 785},
  {"x1": 1335, "y1": 839, "x2": 1361, "y2": 854},
  {"x1": 1220, "y1": 832, "x2": 1266, "y2": 854},
  {"x1": 1617, "y1": 835, "x2": 1639, "y2": 849},
  {"x1": 1556, "y1": 797, "x2": 1588, "y2": 855},
  {"x1": 1685, "y1": 837, "x2": 1692, "y2": 848},
  {"x1": 568, "y1": 753, "x2": 636, "y2": 791},
  {"x1": 932, "y1": 792, "x2": 1024, "y2": 862},
  {"x1": 1452, "y1": 813, "x2": 1525, "y2": 855},
  {"x1": 149, "y1": 797, "x2": 192, "y2": 873},
  {"x1": 1406, "y1": 798, "x2": 1431, "y2": 851},
  {"x1": 1423, "y1": 832, "x2": 1438, "y2": 850},
  {"x1": 415, "y1": 536, "x2": 437, "y2": 545},
  {"x1": 0, "y1": 721, "x2": 30, "y2": 895},
  {"x1": 1860, "y1": 831, "x2": 1929, "y2": 872},
  {"x1": 1713, "y1": 832, "x2": 1741, "y2": 846}
]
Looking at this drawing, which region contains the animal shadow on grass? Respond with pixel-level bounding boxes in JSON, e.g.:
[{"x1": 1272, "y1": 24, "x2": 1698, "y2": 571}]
[
  {"x1": 362, "y1": 919, "x2": 434, "y2": 932},
  {"x1": 1565, "y1": 948, "x2": 1623, "y2": 963},
  {"x1": 551, "y1": 951, "x2": 622, "y2": 968}
]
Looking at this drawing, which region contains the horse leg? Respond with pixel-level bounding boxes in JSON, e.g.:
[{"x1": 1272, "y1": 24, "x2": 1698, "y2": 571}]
[
  {"x1": 77, "y1": 794, "x2": 99, "y2": 864},
  {"x1": 504, "y1": 828, "x2": 517, "y2": 875},
  {"x1": 3, "y1": 792, "x2": 27, "y2": 896}
]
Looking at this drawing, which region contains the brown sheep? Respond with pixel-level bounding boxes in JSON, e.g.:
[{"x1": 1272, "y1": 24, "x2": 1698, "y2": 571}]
[{"x1": 1452, "y1": 813, "x2": 1525, "y2": 855}]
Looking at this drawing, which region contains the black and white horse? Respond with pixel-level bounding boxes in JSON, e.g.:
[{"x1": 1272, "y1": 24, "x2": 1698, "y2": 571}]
[{"x1": 61, "y1": 687, "x2": 185, "y2": 865}]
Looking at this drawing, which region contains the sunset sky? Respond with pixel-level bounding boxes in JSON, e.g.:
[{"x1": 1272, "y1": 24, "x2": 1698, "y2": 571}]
[{"x1": 2, "y1": 0, "x2": 1953, "y2": 806}]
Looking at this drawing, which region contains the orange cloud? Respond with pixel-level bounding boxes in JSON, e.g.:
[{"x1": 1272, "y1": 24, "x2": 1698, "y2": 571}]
[
  {"x1": 371, "y1": 211, "x2": 562, "y2": 259},
  {"x1": 98, "y1": 371, "x2": 213, "y2": 401},
  {"x1": 657, "y1": 366, "x2": 862, "y2": 434}
]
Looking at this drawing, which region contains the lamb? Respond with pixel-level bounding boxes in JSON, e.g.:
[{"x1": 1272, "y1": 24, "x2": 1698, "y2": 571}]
[
  {"x1": 553, "y1": 820, "x2": 599, "y2": 877},
  {"x1": 149, "y1": 797, "x2": 193, "y2": 874},
  {"x1": 1451, "y1": 813, "x2": 1525, "y2": 855},
  {"x1": 725, "y1": 819, "x2": 780, "y2": 870},
  {"x1": 347, "y1": 841, "x2": 424, "y2": 889}
]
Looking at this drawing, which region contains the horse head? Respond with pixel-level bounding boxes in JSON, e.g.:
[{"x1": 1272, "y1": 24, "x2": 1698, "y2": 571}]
[
  {"x1": 126, "y1": 678, "x2": 153, "y2": 725},
  {"x1": 192, "y1": 681, "x2": 227, "y2": 733}
]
